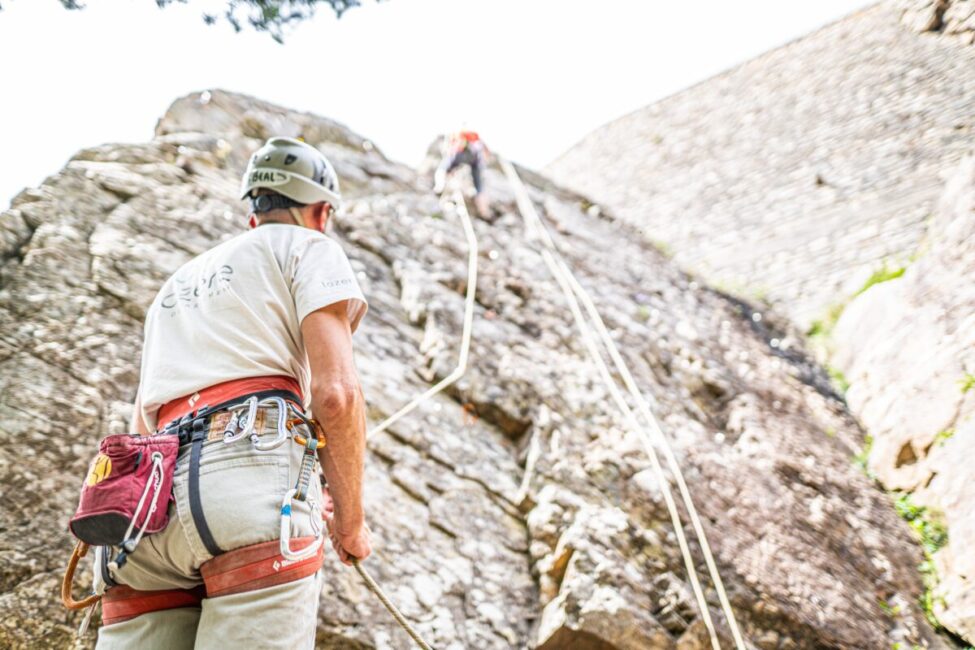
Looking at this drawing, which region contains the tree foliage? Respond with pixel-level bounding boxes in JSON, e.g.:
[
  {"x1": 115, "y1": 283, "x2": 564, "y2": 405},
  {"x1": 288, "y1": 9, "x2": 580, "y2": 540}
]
[{"x1": 4, "y1": 1, "x2": 374, "y2": 42}]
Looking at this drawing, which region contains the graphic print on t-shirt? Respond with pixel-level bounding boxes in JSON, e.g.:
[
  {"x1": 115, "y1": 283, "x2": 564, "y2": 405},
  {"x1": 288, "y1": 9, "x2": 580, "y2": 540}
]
[{"x1": 159, "y1": 265, "x2": 235, "y2": 315}]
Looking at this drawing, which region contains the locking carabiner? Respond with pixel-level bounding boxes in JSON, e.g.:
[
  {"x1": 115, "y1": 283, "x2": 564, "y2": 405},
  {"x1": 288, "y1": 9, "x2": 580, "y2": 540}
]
[
  {"x1": 251, "y1": 396, "x2": 290, "y2": 451},
  {"x1": 223, "y1": 396, "x2": 258, "y2": 444}
]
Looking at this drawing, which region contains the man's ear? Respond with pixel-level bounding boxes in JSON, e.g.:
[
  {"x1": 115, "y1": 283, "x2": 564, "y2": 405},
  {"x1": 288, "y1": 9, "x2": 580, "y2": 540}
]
[
  {"x1": 248, "y1": 214, "x2": 258, "y2": 229},
  {"x1": 315, "y1": 203, "x2": 332, "y2": 233}
]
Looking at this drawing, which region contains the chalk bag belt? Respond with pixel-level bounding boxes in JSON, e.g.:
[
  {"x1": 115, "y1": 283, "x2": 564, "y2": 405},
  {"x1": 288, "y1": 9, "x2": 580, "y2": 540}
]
[{"x1": 160, "y1": 388, "x2": 303, "y2": 558}]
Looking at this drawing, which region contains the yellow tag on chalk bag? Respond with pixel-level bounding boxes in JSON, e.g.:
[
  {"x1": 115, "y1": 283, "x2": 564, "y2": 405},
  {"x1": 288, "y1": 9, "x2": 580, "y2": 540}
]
[{"x1": 85, "y1": 453, "x2": 112, "y2": 486}]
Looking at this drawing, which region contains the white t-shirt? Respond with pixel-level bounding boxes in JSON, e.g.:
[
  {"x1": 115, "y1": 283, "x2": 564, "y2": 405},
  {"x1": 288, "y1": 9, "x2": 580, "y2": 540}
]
[{"x1": 138, "y1": 224, "x2": 367, "y2": 430}]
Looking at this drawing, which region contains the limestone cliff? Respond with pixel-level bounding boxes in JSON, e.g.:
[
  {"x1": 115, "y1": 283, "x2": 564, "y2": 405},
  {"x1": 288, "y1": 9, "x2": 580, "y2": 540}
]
[
  {"x1": 899, "y1": 0, "x2": 975, "y2": 43},
  {"x1": 546, "y1": 1, "x2": 975, "y2": 331},
  {"x1": 0, "y1": 90, "x2": 952, "y2": 649},
  {"x1": 832, "y1": 156, "x2": 975, "y2": 641},
  {"x1": 547, "y1": 3, "x2": 975, "y2": 643}
]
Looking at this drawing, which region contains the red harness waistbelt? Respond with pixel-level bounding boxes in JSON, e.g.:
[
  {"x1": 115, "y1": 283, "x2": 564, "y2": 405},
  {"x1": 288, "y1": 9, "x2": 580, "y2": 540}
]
[{"x1": 157, "y1": 375, "x2": 303, "y2": 429}]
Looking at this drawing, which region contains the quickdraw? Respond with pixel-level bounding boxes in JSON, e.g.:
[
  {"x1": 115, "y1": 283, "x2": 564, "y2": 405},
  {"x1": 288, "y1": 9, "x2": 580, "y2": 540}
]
[{"x1": 280, "y1": 405, "x2": 327, "y2": 561}]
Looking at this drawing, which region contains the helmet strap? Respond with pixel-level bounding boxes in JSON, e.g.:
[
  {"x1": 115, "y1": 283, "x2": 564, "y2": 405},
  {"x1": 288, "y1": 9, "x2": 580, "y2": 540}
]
[{"x1": 288, "y1": 207, "x2": 308, "y2": 229}]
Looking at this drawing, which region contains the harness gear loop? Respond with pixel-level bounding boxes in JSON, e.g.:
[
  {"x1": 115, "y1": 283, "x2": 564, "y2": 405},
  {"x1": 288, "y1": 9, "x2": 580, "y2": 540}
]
[{"x1": 61, "y1": 541, "x2": 101, "y2": 611}]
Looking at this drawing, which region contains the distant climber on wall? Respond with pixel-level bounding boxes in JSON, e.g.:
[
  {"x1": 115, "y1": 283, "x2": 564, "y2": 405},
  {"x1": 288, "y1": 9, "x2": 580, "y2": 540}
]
[
  {"x1": 92, "y1": 137, "x2": 371, "y2": 649},
  {"x1": 433, "y1": 127, "x2": 491, "y2": 217}
]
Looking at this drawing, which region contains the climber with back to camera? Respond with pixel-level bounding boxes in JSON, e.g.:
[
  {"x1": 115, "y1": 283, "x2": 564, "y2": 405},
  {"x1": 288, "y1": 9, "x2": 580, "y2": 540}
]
[{"x1": 65, "y1": 136, "x2": 371, "y2": 649}]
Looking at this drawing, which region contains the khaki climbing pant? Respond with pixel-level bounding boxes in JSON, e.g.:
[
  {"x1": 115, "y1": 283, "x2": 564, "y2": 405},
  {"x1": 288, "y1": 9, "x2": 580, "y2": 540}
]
[{"x1": 95, "y1": 404, "x2": 323, "y2": 650}]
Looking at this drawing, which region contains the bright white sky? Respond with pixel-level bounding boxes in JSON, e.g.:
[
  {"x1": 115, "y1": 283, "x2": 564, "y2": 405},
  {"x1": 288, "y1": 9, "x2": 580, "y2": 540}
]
[{"x1": 0, "y1": 0, "x2": 874, "y2": 208}]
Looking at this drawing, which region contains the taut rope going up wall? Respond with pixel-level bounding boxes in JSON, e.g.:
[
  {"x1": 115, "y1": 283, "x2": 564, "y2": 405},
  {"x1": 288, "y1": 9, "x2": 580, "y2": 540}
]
[
  {"x1": 501, "y1": 157, "x2": 747, "y2": 650},
  {"x1": 353, "y1": 187, "x2": 478, "y2": 649}
]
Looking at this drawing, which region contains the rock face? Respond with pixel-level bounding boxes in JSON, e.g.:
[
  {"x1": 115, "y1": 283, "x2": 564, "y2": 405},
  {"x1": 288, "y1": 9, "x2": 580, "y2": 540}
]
[
  {"x1": 546, "y1": 1, "x2": 975, "y2": 330},
  {"x1": 545, "y1": 1, "x2": 975, "y2": 643},
  {"x1": 899, "y1": 0, "x2": 975, "y2": 44},
  {"x1": 832, "y1": 156, "x2": 975, "y2": 643},
  {"x1": 0, "y1": 90, "x2": 952, "y2": 649}
]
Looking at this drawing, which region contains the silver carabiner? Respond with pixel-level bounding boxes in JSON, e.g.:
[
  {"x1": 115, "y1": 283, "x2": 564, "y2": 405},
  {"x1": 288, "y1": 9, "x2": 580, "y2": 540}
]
[
  {"x1": 251, "y1": 396, "x2": 290, "y2": 451},
  {"x1": 279, "y1": 488, "x2": 324, "y2": 561},
  {"x1": 223, "y1": 396, "x2": 258, "y2": 444}
]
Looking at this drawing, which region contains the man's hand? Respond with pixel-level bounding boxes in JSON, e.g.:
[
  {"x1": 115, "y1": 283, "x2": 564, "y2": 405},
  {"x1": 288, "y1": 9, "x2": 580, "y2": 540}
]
[{"x1": 322, "y1": 485, "x2": 372, "y2": 565}]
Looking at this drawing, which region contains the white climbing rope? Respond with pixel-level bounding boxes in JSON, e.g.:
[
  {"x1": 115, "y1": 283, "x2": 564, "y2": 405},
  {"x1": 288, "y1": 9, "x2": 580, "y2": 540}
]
[
  {"x1": 500, "y1": 157, "x2": 746, "y2": 650},
  {"x1": 353, "y1": 559, "x2": 434, "y2": 650},
  {"x1": 562, "y1": 266, "x2": 747, "y2": 650},
  {"x1": 368, "y1": 188, "x2": 479, "y2": 439},
  {"x1": 346, "y1": 186, "x2": 478, "y2": 650}
]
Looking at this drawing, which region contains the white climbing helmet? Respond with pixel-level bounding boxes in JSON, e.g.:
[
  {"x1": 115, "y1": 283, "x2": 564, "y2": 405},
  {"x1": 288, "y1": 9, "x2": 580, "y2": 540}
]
[{"x1": 240, "y1": 137, "x2": 341, "y2": 212}]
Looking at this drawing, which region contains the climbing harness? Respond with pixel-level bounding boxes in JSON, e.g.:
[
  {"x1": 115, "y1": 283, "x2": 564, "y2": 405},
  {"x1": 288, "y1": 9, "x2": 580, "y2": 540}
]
[
  {"x1": 160, "y1": 386, "x2": 308, "y2": 559},
  {"x1": 62, "y1": 380, "x2": 329, "y2": 637},
  {"x1": 501, "y1": 158, "x2": 747, "y2": 650}
]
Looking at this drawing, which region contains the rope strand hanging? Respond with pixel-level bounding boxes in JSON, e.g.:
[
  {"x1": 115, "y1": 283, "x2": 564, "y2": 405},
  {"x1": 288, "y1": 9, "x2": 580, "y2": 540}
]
[
  {"x1": 500, "y1": 157, "x2": 746, "y2": 650},
  {"x1": 368, "y1": 189, "x2": 479, "y2": 440}
]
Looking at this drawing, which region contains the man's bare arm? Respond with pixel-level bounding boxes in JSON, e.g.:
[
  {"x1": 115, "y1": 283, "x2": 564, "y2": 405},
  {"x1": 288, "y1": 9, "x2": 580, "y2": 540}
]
[{"x1": 301, "y1": 301, "x2": 370, "y2": 563}]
